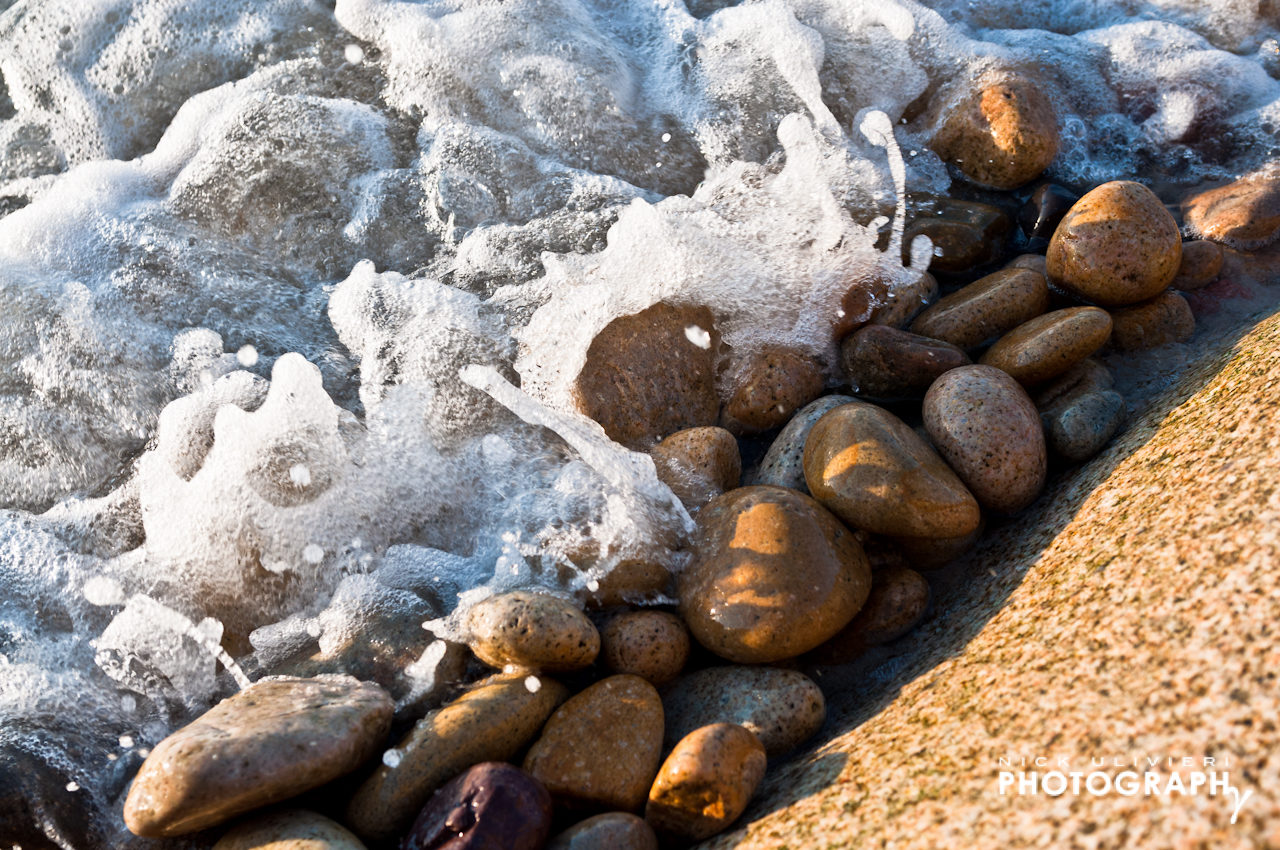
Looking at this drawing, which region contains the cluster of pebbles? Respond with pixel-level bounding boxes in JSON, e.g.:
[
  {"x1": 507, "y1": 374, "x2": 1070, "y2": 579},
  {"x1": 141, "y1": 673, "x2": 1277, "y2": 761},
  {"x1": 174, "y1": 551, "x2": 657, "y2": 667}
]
[{"x1": 118, "y1": 73, "x2": 1278, "y2": 849}]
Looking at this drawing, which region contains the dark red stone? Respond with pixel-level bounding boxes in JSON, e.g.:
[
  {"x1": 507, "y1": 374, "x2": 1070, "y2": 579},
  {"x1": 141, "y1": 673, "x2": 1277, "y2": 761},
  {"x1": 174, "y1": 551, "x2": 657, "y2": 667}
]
[{"x1": 403, "y1": 762, "x2": 552, "y2": 850}]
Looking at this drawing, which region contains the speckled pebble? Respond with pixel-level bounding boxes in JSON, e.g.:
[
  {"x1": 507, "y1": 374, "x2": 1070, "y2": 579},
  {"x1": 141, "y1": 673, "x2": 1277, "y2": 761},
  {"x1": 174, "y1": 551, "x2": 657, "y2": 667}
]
[
  {"x1": 1171, "y1": 240, "x2": 1224, "y2": 291},
  {"x1": 650, "y1": 426, "x2": 741, "y2": 511},
  {"x1": 524, "y1": 675, "x2": 665, "y2": 812},
  {"x1": 547, "y1": 813, "x2": 659, "y2": 850},
  {"x1": 679, "y1": 485, "x2": 871, "y2": 664},
  {"x1": 645, "y1": 724, "x2": 767, "y2": 840},
  {"x1": 1033, "y1": 358, "x2": 1114, "y2": 410},
  {"x1": 722, "y1": 345, "x2": 826, "y2": 434},
  {"x1": 1182, "y1": 168, "x2": 1280, "y2": 249},
  {"x1": 403, "y1": 763, "x2": 551, "y2": 850},
  {"x1": 124, "y1": 676, "x2": 392, "y2": 838},
  {"x1": 1108, "y1": 291, "x2": 1195, "y2": 351},
  {"x1": 345, "y1": 673, "x2": 568, "y2": 842},
  {"x1": 924, "y1": 365, "x2": 1046, "y2": 515},
  {"x1": 754, "y1": 395, "x2": 854, "y2": 492},
  {"x1": 212, "y1": 810, "x2": 367, "y2": 850},
  {"x1": 601, "y1": 610, "x2": 690, "y2": 687},
  {"x1": 1042, "y1": 389, "x2": 1127, "y2": 463},
  {"x1": 465, "y1": 590, "x2": 600, "y2": 673},
  {"x1": 1047, "y1": 181, "x2": 1182, "y2": 306},
  {"x1": 807, "y1": 566, "x2": 931, "y2": 664},
  {"x1": 1005, "y1": 253, "x2": 1048, "y2": 275},
  {"x1": 979, "y1": 307, "x2": 1113, "y2": 386},
  {"x1": 661, "y1": 666, "x2": 826, "y2": 757},
  {"x1": 868, "y1": 271, "x2": 940, "y2": 329},
  {"x1": 840, "y1": 324, "x2": 970, "y2": 400},
  {"x1": 577, "y1": 559, "x2": 672, "y2": 609},
  {"x1": 903, "y1": 199, "x2": 1011, "y2": 273},
  {"x1": 932, "y1": 75, "x2": 1060, "y2": 190},
  {"x1": 909, "y1": 268, "x2": 1049, "y2": 350},
  {"x1": 803, "y1": 402, "x2": 981, "y2": 538}
]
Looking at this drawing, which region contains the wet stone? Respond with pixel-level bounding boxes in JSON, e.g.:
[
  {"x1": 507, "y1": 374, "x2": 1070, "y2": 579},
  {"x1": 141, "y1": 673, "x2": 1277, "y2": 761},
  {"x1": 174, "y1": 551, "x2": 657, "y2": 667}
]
[
  {"x1": 1042, "y1": 389, "x2": 1127, "y2": 463},
  {"x1": 574, "y1": 302, "x2": 720, "y2": 450},
  {"x1": 722, "y1": 345, "x2": 825, "y2": 435},
  {"x1": 909, "y1": 267, "x2": 1050, "y2": 351},
  {"x1": 1006, "y1": 253, "x2": 1048, "y2": 276},
  {"x1": 891, "y1": 521, "x2": 985, "y2": 571},
  {"x1": 933, "y1": 75, "x2": 1060, "y2": 190},
  {"x1": 650, "y1": 426, "x2": 741, "y2": 512},
  {"x1": 124, "y1": 676, "x2": 393, "y2": 838},
  {"x1": 212, "y1": 809, "x2": 367, "y2": 850},
  {"x1": 867, "y1": 271, "x2": 940, "y2": 330},
  {"x1": 803, "y1": 402, "x2": 981, "y2": 539},
  {"x1": 1033, "y1": 358, "x2": 1114, "y2": 410},
  {"x1": 523, "y1": 674, "x2": 665, "y2": 812},
  {"x1": 979, "y1": 307, "x2": 1113, "y2": 387},
  {"x1": 645, "y1": 724, "x2": 767, "y2": 841},
  {"x1": 1182, "y1": 169, "x2": 1280, "y2": 250},
  {"x1": 1047, "y1": 181, "x2": 1182, "y2": 306},
  {"x1": 661, "y1": 666, "x2": 826, "y2": 757},
  {"x1": 1019, "y1": 183, "x2": 1079, "y2": 247},
  {"x1": 1109, "y1": 291, "x2": 1196, "y2": 351},
  {"x1": 679, "y1": 485, "x2": 872, "y2": 664},
  {"x1": 808, "y1": 566, "x2": 931, "y2": 664},
  {"x1": 547, "y1": 812, "x2": 659, "y2": 850},
  {"x1": 924, "y1": 365, "x2": 1047, "y2": 516},
  {"x1": 903, "y1": 198, "x2": 1011, "y2": 274},
  {"x1": 840, "y1": 324, "x2": 970, "y2": 400},
  {"x1": 601, "y1": 610, "x2": 691, "y2": 687},
  {"x1": 577, "y1": 558, "x2": 673, "y2": 609},
  {"x1": 402, "y1": 763, "x2": 552, "y2": 850},
  {"x1": 1171, "y1": 240, "x2": 1225, "y2": 291},
  {"x1": 754, "y1": 394, "x2": 854, "y2": 493},
  {"x1": 465, "y1": 590, "x2": 599, "y2": 673}
]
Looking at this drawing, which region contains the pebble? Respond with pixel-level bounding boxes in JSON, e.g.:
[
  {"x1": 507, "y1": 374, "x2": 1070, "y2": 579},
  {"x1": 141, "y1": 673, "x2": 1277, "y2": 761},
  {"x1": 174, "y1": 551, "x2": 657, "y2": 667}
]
[
  {"x1": 909, "y1": 267, "x2": 1050, "y2": 350},
  {"x1": 754, "y1": 395, "x2": 854, "y2": 493},
  {"x1": 645, "y1": 724, "x2": 767, "y2": 841},
  {"x1": 1171, "y1": 240, "x2": 1225, "y2": 291},
  {"x1": 678, "y1": 485, "x2": 871, "y2": 663},
  {"x1": 402, "y1": 763, "x2": 552, "y2": 850},
  {"x1": 807, "y1": 566, "x2": 931, "y2": 664},
  {"x1": 840, "y1": 324, "x2": 970, "y2": 400},
  {"x1": 548, "y1": 812, "x2": 659, "y2": 850},
  {"x1": 802, "y1": 402, "x2": 982, "y2": 538},
  {"x1": 1047, "y1": 181, "x2": 1182, "y2": 306},
  {"x1": 1108, "y1": 291, "x2": 1195, "y2": 351},
  {"x1": 1182, "y1": 169, "x2": 1280, "y2": 249},
  {"x1": 1005, "y1": 253, "x2": 1048, "y2": 276},
  {"x1": 890, "y1": 521, "x2": 985, "y2": 571},
  {"x1": 345, "y1": 673, "x2": 569, "y2": 842},
  {"x1": 1033, "y1": 358, "x2": 1114, "y2": 410},
  {"x1": 124, "y1": 676, "x2": 392, "y2": 838},
  {"x1": 722, "y1": 345, "x2": 825, "y2": 434},
  {"x1": 601, "y1": 610, "x2": 691, "y2": 686},
  {"x1": 650, "y1": 426, "x2": 741, "y2": 511},
  {"x1": 979, "y1": 306, "x2": 1113, "y2": 386},
  {"x1": 574, "y1": 302, "x2": 720, "y2": 449},
  {"x1": 923, "y1": 365, "x2": 1047, "y2": 515},
  {"x1": 212, "y1": 810, "x2": 367, "y2": 850},
  {"x1": 661, "y1": 666, "x2": 826, "y2": 757},
  {"x1": 578, "y1": 558, "x2": 673, "y2": 609},
  {"x1": 523, "y1": 675, "x2": 665, "y2": 812},
  {"x1": 932, "y1": 76, "x2": 1060, "y2": 190},
  {"x1": 903, "y1": 199, "x2": 1011, "y2": 273},
  {"x1": 1018, "y1": 183, "x2": 1079, "y2": 246},
  {"x1": 1042, "y1": 389, "x2": 1127, "y2": 463},
  {"x1": 867, "y1": 270, "x2": 940, "y2": 330},
  {"x1": 465, "y1": 590, "x2": 599, "y2": 673}
]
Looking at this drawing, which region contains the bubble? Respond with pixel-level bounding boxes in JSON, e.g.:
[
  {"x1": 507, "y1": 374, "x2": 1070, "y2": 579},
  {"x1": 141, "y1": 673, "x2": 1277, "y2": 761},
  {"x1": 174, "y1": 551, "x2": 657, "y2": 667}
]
[
  {"x1": 82, "y1": 576, "x2": 126, "y2": 607},
  {"x1": 344, "y1": 44, "x2": 366, "y2": 64},
  {"x1": 236, "y1": 345, "x2": 259, "y2": 367},
  {"x1": 65, "y1": 782, "x2": 79, "y2": 792},
  {"x1": 524, "y1": 675, "x2": 542, "y2": 693},
  {"x1": 684, "y1": 325, "x2": 712, "y2": 349},
  {"x1": 302, "y1": 544, "x2": 325, "y2": 564},
  {"x1": 382, "y1": 748, "x2": 402, "y2": 768},
  {"x1": 289, "y1": 464, "x2": 312, "y2": 487},
  {"x1": 118, "y1": 735, "x2": 134, "y2": 749}
]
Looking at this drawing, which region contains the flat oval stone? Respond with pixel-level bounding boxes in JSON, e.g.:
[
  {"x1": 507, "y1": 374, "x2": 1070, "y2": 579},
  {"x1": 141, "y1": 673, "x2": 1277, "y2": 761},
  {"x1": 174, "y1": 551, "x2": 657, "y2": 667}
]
[
  {"x1": 840, "y1": 324, "x2": 970, "y2": 400},
  {"x1": 1005, "y1": 253, "x2": 1048, "y2": 275},
  {"x1": 1171, "y1": 240, "x2": 1224, "y2": 291},
  {"x1": 213, "y1": 810, "x2": 367, "y2": 850},
  {"x1": 903, "y1": 199, "x2": 1011, "y2": 274},
  {"x1": 645, "y1": 724, "x2": 767, "y2": 841},
  {"x1": 575, "y1": 302, "x2": 720, "y2": 450},
  {"x1": 909, "y1": 268, "x2": 1049, "y2": 350},
  {"x1": 601, "y1": 610, "x2": 690, "y2": 687},
  {"x1": 803, "y1": 402, "x2": 981, "y2": 539},
  {"x1": 465, "y1": 590, "x2": 599, "y2": 673},
  {"x1": 403, "y1": 762, "x2": 551, "y2": 850},
  {"x1": 124, "y1": 676, "x2": 392, "y2": 838},
  {"x1": 722, "y1": 345, "x2": 825, "y2": 434},
  {"x1": 754, "y1": 395, "x2": 854, "y2": 493},
  {"x1": 1043, "y1": 389, "x2": 1127, "y2": 463},
  {"x1": 661, "y1": 667, "x2": 825, "y2": 757},
  {"x1": 578, "y1": 558, "x2": 672, "y2": 609},
  {"x1": 1047, "y1": 181, "x2": 1182, "y2": 306},
  {"x1": 650, "y1": 426, "x2": 741, "y2": 511},
  {"x1": 1109, "y1": 291, "x2": 1195, "y2": 351},
  {"x1": 548, "y1": 812, "x2": 659, "y2": 850},
  {"x1": 523, "y1": 675, "x2": 664, "y2": 812},
  {"x1": 923, "y1": 365, "x2": 1046, "y2": 515},
  {"x1": 867, "y1": 271, "x2": 939, "y2": 330},
  {"x1": 807, "y1": 566, "x2": 931, "y2": 664},
  {"x1": 345, "y1": 673, "x2": 569, "y2": 843},
  {"x1": 1033, "y1": 358, "x2": 1114, "y2": 410},
  {"x1": 1182, "y1": 170, "x2": 1280, "y2": 250},
  {"x1": 933, "y1": 75, "x2": 1060, "y2": 190},
  {"x1": 979, "y1": 307, "x2": 1113, "y2": 386},
  {"x1": 679, "y1": 485, "x2": 871, "y2": 663}
]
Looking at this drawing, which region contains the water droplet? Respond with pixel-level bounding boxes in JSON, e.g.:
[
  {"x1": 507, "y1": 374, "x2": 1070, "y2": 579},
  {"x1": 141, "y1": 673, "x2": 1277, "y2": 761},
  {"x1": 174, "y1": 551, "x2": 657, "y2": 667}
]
[
  {"x1": 236, "y1": 345, "x2": 258, "y2": 367},
  {"x1": 382, "y1": 749, "x2": 403, "y2": 768},
  {"x1": 303, "y1": 544, "x2": 325, "y2": 564},
  {"x1": 524, "y1": 676, "x2": 542, "y2": 693},
  {"x1": 344, "y1": 44, "x2": 365, "y2": 64}
]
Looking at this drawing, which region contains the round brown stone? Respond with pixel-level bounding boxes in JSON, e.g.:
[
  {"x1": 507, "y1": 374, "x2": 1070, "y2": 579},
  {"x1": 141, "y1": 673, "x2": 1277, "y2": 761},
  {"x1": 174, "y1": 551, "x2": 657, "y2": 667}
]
[
  {"x1": 808, "y1": 566, "x2": 931, "y2": 664},
  {"x1": 1109, "y1": 291, "x2": 1195, "y2": 351},
  {"x1": 802, "y1": 402, "x2": 981, "y2": 539},
  {"x1": 465, "y1": 590, "x2": 599, "y2": 673},
  {"x1": 1171, "y1": 241, "x2": 1224, "y2": 291},
  {"x1": 722, "y1": 345, "x2": 825, "y2": 434},
  {"x1": 547, "y1": 813, "x2": 659, "y2": 850},
  {"x1": 212, "y1": 809, "x2": 367, "y2": 850},
  {"x1": 868, "y1": 271, "x2": 940, "y2": 330},
  {"x1": 650, "y1": 426, "x2": 741, "y2": 511},
  {"x1": 601, "y1": 610, "x2": 691, "y2": 687},
  {"x1": 1182, "y1": 169, "x2": 1280, "y2": 250},
  {"x1": 840, "y1": 324, "x2": 971, "y2": 400},
  {"x1": 661, "y1": 666, "x2": 826, "y2": 757},
  {"x1": 909, "y1": 268, "x2": 1050, "y2": 350},
  {"x1": 1047, "y1": 181, "x2": 1182, "y2": 306},
  {"x1": 678, "y1": 485, "x2": 871, "y2": 664},
  {"x1": 645, "y1": 724, "x2": 767, "y2": 841},
  {"x1": 933, "y1": 75, "x2": 1060, "y2": 190},
  {"x1": 979, "y1": 307, "x2": 1113, "y2": 386}
]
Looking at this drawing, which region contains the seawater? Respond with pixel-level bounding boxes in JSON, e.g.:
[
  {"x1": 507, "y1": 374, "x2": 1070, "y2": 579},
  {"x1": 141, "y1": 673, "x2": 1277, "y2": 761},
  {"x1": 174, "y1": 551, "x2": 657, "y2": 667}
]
[{"x1": 0, "y1": 1, "x2": 1276, "y2": 846}]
